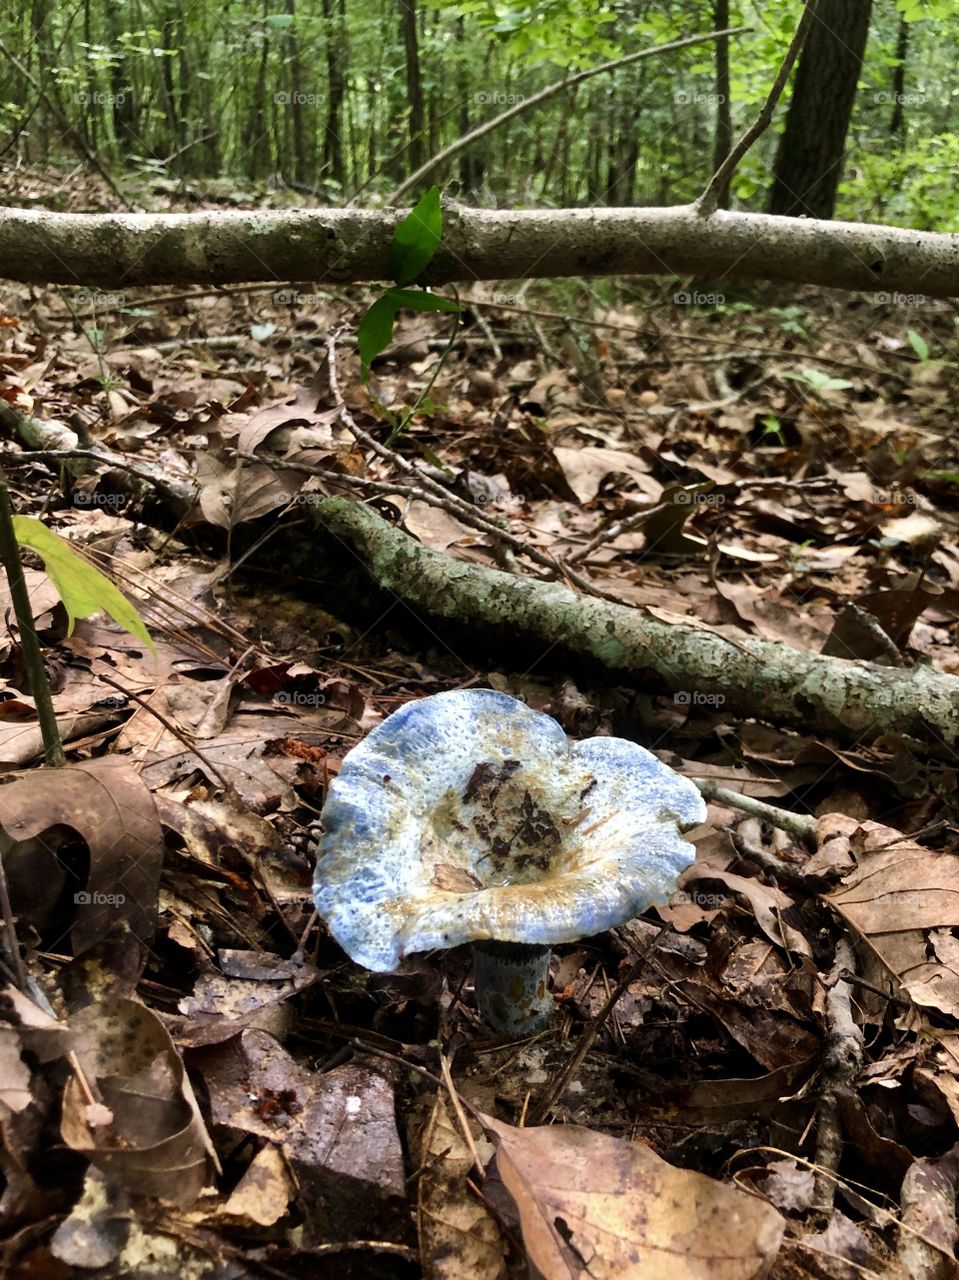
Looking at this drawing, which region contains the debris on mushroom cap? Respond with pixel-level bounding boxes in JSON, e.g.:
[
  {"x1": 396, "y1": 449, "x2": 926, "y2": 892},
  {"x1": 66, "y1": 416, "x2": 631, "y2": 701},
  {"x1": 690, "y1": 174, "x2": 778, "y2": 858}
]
[{"x1": 313, "y1": 688, "x2": 706, "y2": 972}]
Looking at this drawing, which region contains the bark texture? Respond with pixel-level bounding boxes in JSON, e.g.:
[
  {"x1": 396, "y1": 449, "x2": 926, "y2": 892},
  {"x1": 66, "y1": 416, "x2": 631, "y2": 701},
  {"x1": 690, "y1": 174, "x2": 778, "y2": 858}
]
[
  {"x1": 769, "y1": 0, "x2": 872, "y2": 219},
  {"x1": 308, "y1": 496, "x2": 959, "y2": 752},
  {"x1": 1, "y1": 204, "x2": 957, "y2": 296}
]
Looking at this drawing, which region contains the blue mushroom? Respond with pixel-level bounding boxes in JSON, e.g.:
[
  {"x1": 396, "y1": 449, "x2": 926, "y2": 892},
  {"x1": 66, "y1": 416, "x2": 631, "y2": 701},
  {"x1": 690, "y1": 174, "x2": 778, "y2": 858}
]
[{"x1": 313, "y1": 688, "x2": 705, "y2": 1035}]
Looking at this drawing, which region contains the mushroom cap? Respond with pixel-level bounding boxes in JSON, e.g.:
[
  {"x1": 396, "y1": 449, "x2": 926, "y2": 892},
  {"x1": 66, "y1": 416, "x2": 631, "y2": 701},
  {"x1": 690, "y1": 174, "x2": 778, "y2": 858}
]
[{"x1": 313, "y1": 688, "x2": 706, "y2": 971}]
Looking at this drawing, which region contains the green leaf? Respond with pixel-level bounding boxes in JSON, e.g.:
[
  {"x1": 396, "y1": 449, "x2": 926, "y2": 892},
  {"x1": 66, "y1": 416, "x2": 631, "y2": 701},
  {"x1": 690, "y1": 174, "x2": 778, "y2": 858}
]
[
  {"x1": 907, "y1": 329, "x2": 930, "y2": 361},
  {"x1": 12, "y1": 517, "x2": 154, "y2": 650},
  {"x1": 357, "y1": 287, "x2": 459, "y2": 379},
  {"x1": 390, "y1": 186, "x2": 443, "y2": 286},
  {"x1": 388, "y1": 288, "x2": 460, "y2": 314},
  {"x1": 357, "y1": 294, "x2": 400, "y2": 379}
]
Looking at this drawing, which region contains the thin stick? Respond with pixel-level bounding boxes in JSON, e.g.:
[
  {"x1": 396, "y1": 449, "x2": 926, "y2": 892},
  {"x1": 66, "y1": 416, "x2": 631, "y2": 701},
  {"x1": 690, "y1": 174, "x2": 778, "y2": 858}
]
[
  {"x1": 697, "y1": 1, "x2": 818, "y2": 214},
  {"x1": 529, "y1": 928, "x2": 670, "y2": 1125},
  {"x1": 694, "y1": 777, "x2": 817, "y2": 845},
  {"x1": 390, "y1": 28, "x2": 749, "y2": 202}
]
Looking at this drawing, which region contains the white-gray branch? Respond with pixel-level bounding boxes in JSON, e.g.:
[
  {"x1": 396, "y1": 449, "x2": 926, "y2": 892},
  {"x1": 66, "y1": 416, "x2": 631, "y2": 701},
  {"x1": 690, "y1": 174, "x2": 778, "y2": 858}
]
[{"x1": 1, "y1": 203, "x2": 957, "y2": 296}]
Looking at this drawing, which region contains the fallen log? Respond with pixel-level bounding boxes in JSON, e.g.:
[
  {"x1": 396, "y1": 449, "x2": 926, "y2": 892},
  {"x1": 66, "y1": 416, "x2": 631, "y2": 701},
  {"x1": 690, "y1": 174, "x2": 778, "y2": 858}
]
[{"x1": 309, "y1": 496, "x2": 959, "y2": 752}]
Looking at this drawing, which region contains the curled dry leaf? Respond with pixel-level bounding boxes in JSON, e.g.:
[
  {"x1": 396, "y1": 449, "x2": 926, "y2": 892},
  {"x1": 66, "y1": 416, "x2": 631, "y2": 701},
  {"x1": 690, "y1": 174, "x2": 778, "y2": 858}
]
[
  {"x1": 824, "y1": 818, "x2": 959, "y2": 1018},
  {"x1": 61, "y1": 998, "x2": 217, "y2": 1207},
  {"x1": 481, "y1": 1115, "x2": 784, "y2": 1280},
  {"x1": 0, "y1": 757, "x2": 163, "y2": 961}
]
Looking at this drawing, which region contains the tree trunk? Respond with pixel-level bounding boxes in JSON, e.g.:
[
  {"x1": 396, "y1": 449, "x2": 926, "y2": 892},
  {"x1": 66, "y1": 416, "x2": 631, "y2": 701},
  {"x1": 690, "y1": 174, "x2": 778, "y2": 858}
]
[
  {"x1": 283, "y1": 0, "x2": 313, "y2": 184},
  {"x1": 768, "y1": 0, "x2": 872, "y2": 219},
  {"x1": 889, "y1": 16, "x2": 908, "y2": 136},
  {"x1": 106, "y1": 0, "x2": 138, "y2": 157},
  {"x1": 398, "y1": 0, "x2": 426, "y2": 175},
  {"x1": 321, "y1": 0, "x2": 346, "y2": 189},
  {"x1": 711, "y1": 0, "x2": 732, "y2": 209}
]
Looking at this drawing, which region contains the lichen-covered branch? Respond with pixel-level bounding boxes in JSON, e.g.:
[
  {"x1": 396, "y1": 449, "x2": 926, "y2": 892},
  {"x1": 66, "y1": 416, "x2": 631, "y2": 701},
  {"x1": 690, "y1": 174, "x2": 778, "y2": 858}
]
[
  {"x1": 1, "y1": 203, "x2": 958, "y2": 296},
  {"x1": 310, "y1": 496, "x2": 959, "y2": 751}
]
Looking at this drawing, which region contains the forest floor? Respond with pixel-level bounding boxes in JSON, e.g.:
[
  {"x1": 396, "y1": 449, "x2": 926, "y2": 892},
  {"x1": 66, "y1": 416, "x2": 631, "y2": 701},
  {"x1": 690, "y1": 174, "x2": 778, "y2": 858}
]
[{"x1": 1, "y1": 172, "x2": 959, "y2": 1280}]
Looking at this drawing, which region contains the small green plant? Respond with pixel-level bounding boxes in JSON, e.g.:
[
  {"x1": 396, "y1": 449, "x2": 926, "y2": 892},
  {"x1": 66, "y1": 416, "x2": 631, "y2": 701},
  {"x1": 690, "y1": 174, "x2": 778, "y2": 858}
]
[
  {"x1": 355, "y1": 187, "x2": 462, "y2": 443},
  {"x1": 356, "y1": 186, "x2": 461, "y2": 381},
  {"x1": 13, "y1": 518, "x2": 152, "y2": 648},
  {"x1": 786, "y1": 538, "x2": 815, "y2": 571},
  {"x1": 757, "y1": 415, "x2": 786, "y2": 446},
  {"x1": 906, "y1": 329, "x2": 932, "y2": 362},
  {"x1": 769, "y1": 305, "x2": 809, "y2": 338}
]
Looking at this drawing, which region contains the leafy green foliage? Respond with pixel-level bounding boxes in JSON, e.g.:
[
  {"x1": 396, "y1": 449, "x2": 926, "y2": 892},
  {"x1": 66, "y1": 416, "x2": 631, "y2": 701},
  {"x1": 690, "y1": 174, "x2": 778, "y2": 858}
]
[
  {"x1": 357, "y1": 188, "x2": 461, "y2": 379},
  {"x1": 12, "y1": 517, "x2": 153, "y2": 649},
  {"x1": 425, "y1": 0, "x2": 617, "y2": 67},
  {"x1": 390, "y1": 187, "x2": 443, "y2": 287},
  {"x1": 907, "y1": 329, "x2": 931, "y2": 361},
  {"x1": 7, "y1": 0, "x2": 958, "y2": 223}
]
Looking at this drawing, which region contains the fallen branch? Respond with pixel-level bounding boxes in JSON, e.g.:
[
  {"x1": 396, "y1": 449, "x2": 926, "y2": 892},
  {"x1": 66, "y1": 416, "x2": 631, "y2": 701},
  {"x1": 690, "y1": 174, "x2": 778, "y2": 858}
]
[
  {"x1": 308, "y1": 496, "x2": 959, "y2": 751},
  {"x1": 2, "y1": 203, "x2": 959, "y2": 296}
]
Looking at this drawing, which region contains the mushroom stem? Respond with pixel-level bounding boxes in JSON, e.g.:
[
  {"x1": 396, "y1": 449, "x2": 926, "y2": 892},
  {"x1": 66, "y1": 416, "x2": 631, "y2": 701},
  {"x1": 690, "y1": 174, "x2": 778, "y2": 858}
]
[{"x1": 472, "y1": 941, "x2": 553, "y2": 1035}]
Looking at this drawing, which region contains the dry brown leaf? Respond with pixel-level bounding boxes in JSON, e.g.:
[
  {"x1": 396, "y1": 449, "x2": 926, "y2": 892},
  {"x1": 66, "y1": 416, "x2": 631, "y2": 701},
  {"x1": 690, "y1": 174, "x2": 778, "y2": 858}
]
[
  {"x1": 553, "y1": 446, "x2": 653, "y2": 504},
  {"x1": 431, "y1": 862, "x2": 484, "y2": 893},
  {"x1": 688, "y1": 867, "x2": 811, "y2": 958},
  {"x1": 403, "y1": 499, "x2": 479, "y2": 551},
  {"x1": 0, "y1": 757, "x2": 163, "y2": 960},
  {"x1": 416, "y1": 1095, "x2": 506, "y2": 1280},
  {"x1": 481, "y1": 1116, "x2": 784, "y2": 1279},
  {"x1": 176, "y1": 949, "x2": 318, "y2": 1047},
  {"x1": 220, "y1": 1144, "x2": 294, "y2": 1226},
  {"x1": 824, "y1": 819, "x2": 959, "y2": 1017},
  {"x1": 62, "y1": 998, "x2": 217, "y2": 1206}
]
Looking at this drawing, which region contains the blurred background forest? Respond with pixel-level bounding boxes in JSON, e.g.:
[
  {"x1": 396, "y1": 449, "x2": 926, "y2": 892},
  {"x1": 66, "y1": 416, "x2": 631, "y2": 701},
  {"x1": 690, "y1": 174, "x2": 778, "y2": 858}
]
[{"x1": 2, "y1": 0, "x2": 955, "y2": 227}]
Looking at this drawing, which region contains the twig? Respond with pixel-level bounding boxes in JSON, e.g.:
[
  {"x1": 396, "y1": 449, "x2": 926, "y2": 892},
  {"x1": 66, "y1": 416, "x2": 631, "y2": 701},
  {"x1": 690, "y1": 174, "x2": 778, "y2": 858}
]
[
  {"x1": 390, "y1": 28, "x2": 748, "y2": 202},
  {"x1": 812, "y1": 937, "x2": 863, "y2": 1213},
  {"x1": 529, "y1": 927, "x2": 670, "y2": 1125},
  {"x1": 694, "y1": 777, "x2": 817, "y2": 845},
  {"x1": 697, "y1": 1, "x2": 818, "y2": 214},
  {"x1": 439, "y1": 1047, "x2": 485, "y2": 1179}
]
